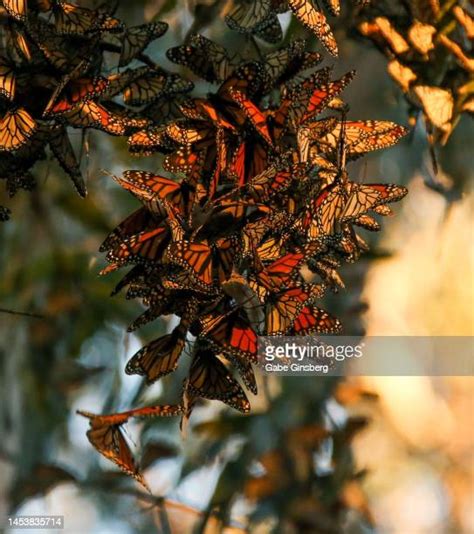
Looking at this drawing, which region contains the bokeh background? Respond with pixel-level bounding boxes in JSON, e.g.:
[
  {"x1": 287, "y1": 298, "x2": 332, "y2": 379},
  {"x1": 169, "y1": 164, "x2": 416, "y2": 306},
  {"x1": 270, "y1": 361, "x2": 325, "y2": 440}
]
[{"x1": 0, "y1": 1, "x2": 473, "y2": 533}]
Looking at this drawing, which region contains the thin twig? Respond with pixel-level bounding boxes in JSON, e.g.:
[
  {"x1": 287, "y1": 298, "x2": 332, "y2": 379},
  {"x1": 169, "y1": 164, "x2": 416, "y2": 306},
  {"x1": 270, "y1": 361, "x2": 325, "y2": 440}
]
[{"x1": 0, "y1": 307, "x2": 45, "y2": 319}]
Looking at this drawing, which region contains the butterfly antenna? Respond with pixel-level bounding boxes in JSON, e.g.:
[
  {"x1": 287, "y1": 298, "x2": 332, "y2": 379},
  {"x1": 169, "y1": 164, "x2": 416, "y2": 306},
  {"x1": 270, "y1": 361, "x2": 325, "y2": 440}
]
[{"x1": 100, "y1": 168, "x2": 119, "y2": 182}]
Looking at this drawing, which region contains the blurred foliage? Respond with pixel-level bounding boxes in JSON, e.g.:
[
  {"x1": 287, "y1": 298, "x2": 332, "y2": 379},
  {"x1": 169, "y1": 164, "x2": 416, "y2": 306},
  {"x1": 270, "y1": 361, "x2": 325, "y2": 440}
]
[{"x1": 354, "y1": 1, "x2": 473, "y2": 146}]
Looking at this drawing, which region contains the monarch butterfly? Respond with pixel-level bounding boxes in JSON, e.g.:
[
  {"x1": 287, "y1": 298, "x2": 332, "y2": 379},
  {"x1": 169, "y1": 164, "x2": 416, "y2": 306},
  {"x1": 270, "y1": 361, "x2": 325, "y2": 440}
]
[
  {"x1": 102, "y1": 67, "x2": 148, "y2": 99},
  {"x1": 165, "y1": 240, "x2": 214, "y2": 288},
  {"x1": 227, "y1": 353, "x2": 257, "y2": 395},
  {"x1": 191, "y1": 201, "x2": 251, "y2": 243},
  {"x1": 181, "y1": 98, "x2": 236, "y2": 131},
  {"x1": 215, "y1": 61, "x2": 268, "y2": 121},
  {"x1": 145, "y1": 284, "x2": 200, "y2": 322},
  {"x1": 123, "y1": 72, "x2": 193, "y2": 106},
  {"x1": 128, "y1": 126, "x2": 173, "y2": 156},
  {"x1": 210, "y1": 236, "x2": 239, "y2": 283},
  {"x1": 25, "y1": 18, "x2": 89, "y2": 71},
  {"x1": 115, "y1": 171, "x2": 180, "y2": 201},
  {"x1": 287, "y1": 0, "x2": 338, "y2": 57},
  {"x1": 265, "y1": 285, "x2": 323, "y2": 336},
  {"x1": 163, "y1": 148, "x2": 206, "y2": 185},
  {"x1": 0, "y1": 57, "x2": 16, "y2": 101},
  {"x1": 0, "y1": 107, "x2": 37, "y2": 152},
  {"x1": 270, "y1": 67, "x2": 332, "y2": 140},
  {"x1": 228, "y1": 89, "x2": 273, "y2": 145},
  {"x1": 308, "y1": 257, "x2": 345, "y2": 289},
  {"x1": 262, "y1": 39, "x2": 301, "y2": 81},
  {"x1": 125, "y1": 327, "x2": 186, "y2": 383},
  {"x1": 225, "y1": 0, "x2": 283, "y2": 44},
  {"x1": 44, "y1": 76, "x2": 109, "y2": 116},
  {"x1": 107, "y1": 225, "x2": 169, "y2": 265},
  {"x1": 99, "y1": 207, "x2": 153, "y2": 252},
  {"x1": 244, "y1": 166, "x2": 293, "y2": 203},
  {"x1": 166, "y1": 34, "x2": 234, "y2": 83},
  {"x1": 119, "y1": 21, "x2": 168, "y2": 67},
  {"x1": 262, "y1": 39, "x2": 322, "y2": 88},
  {"x1": 126, "y1": 300, "x2": 170, "y2": 332},
  {"x1": 78, "y1": 411, "x2": 149, "y2": 491},
  {"x1": 165, "y1": 121, "x2": 213, "y2": 148},
  {"x1": 291, "y1": 305, "x2": 341, "y2": 335},
  {"x1": 187, "y1": 348, "x2": 250, "y2": 413},
  {"x1": 286, "y1": 70, "x2": 352, "y2": 133},
  {"x1": 103, "y1": 101, "x2": 151, "y2": 130},
  {"x1": 352, "y1": 213, "x2": 381, "y2": 231},
  {"x1": 6, "y1": 24, "x2": 32, "y2": 62},
  {"x1": 125, "y1": 404, "x2": 184, "y2": 419},
  {"x1": 124, "y1": 269, "x2": 162, "y2": 300},
  {"x1": 300, "y1": 70, "x2": 355, "y2": 124},
  {"x1": 2, "y1": 0, "x2": 27, "y2": 20},
  {"x1": 122, "y1": 272, "x2": 161, "y2": 306},
  {"x1": 108, "y1": 264, "x2": 147, "y2": 297},
  {"x1": 241, "y1": 211, "x2": 292, "y2": 258},
  {"x1": 296, "y1": 183, "x2": 346, "y2": 240},
  {"x1": 372, "y1": 204, "x2": 393, "y2": 216},
  {"x1": 64, "y1": 101, "x2": 126, "y2": 136},
  {"x1": 249, "y1": 252, "x2": 306, "y2": 303},
  {"x1": 78, "y1": 404, "x2": 183, "y2": 425},
  {"x1": 254, "y1": 234, "x2": 288, "y2": 261},
  {"x1": 199, "y1": 308, "x2": 258, "y2": 362},
  {"x1": 49, "y1": 126, "x2": 86, "y2": 197},
  {"x1": 340, "y1": 183, "x2": 408, "y2": 222},
  {"x1": 316, "y1": 120, "x2": 408, "y2": 158},
  {"x1": 142, "y1": 94, "x2": 188, "y2": 127},
  {"x1": 297, "y1": 117, "x2": 339, "y2": 162},
  {"x1": 161, "y1": 268, "x2": 219, "y2": 296},
  {"x1": 332, "y1": 229, "x2": 368, "y2": 263},
  {"x1": 284, "y1": 63, "x2": 333, "y2": 97},
  {"x1": 228, "y1": 140, "x2": 269, "y2": 185},
  {"x1": 228, "y1": 141, "x2": 246, "y2": 185},
  {"x1": 53, "y1": 1, "x2": 123, "y2": 35}
]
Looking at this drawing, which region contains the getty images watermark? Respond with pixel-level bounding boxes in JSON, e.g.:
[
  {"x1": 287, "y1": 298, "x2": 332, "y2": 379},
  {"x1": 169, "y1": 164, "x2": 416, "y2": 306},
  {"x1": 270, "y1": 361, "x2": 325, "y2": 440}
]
[
  {"x1": 263, "y1": 339, "x2": 364, "y2": 374},
  {"x1": 258, "y1": 337, "x2": 474, "y2": 376}
]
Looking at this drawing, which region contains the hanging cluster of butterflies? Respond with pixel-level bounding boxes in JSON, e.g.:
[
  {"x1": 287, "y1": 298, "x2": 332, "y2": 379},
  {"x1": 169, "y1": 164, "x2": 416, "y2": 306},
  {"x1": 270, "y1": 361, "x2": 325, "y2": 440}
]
[
  {"x1": 222, "y1": 0, "x2": 371, "y2": 57},
  {"x1": 0, "y1": 1, "x2": 408, "y2": 490},
  {"x1": 83, "y1": 30, "x2": 408, "y2": 487},
  {"x1": 0, "y1": 0, "x2": 193, "y2": 218},
  {"x1": 356, "y1": 0, "x2": 473, "y2": 146}
]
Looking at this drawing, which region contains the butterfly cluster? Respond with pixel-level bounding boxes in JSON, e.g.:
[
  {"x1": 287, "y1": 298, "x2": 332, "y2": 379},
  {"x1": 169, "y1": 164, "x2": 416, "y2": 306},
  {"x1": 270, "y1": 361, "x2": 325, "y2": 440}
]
[
  {"x1": 99, "y1": 34, "x2": 408, "y2": 436},
  {"x1": 0, "y1": 0, "x2": 192, "y2": 218},
  {"x1": 356, "y1": 0, "x2": 473, "y2": 146},
  {"x1": 222, "y1": 0, "x2": 370, "y2": 57},
  {"x1": 0, "y1": 2, "x2": 407, "y2": 491}
]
